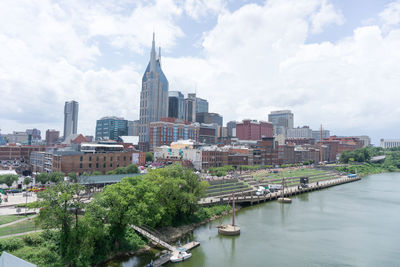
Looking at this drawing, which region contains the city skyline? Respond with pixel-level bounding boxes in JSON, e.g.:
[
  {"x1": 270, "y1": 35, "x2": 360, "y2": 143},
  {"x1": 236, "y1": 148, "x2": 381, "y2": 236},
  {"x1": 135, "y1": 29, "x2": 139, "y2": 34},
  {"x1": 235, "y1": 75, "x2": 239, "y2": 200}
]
[{"x1": 1, "y1": 0, "x2": 400, "y2": 144}]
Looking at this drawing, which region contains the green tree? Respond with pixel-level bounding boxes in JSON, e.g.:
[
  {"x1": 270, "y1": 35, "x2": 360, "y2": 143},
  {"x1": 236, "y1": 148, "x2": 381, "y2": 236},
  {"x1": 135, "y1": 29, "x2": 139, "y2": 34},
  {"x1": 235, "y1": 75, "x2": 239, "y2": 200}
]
[
  {"x1": 125, "y1": 164, "x2": 139, "y2": 174},
  {"x1": 68, "y1": 172, "x2": 77, "y2": 183},
  {"x1": 91, "y1": 171, "x2": 102, "y2": 176},
  {"x1": 23, "y1": 177, "x2": 31, "y2": 187},
  {"x1": 49, "y1": 172, "x2": 65, "y2": 183},
  {"x1": 35, "y1": 173, "x2": 50, "y2": 185},
  {"x1": 35, "y1": 182, "x2": 87, "y2": 265},
  {"x1": 0, "y1": 174, "x2": 19, "y2": 188},
  {"x1": 114, "y1": 167, "x2": 127, "y2": 174},
  {"x1": 145, "y1": 152, "x2": 154, "y2": 162}
]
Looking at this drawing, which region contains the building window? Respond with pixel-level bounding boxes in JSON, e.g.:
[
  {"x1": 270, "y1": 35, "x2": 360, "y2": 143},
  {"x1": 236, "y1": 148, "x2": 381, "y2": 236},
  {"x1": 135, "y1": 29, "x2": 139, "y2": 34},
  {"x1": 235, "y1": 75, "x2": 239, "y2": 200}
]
[
  {"x1": 124, "y1": 156, "x2": 126, "y2": 161},
  {"x1": 80, "y1": 163, "x2": 82, "y2": 168},
  {"x1": 89, "y1": 156, "x2": 92, "y2": 161},
  {"x1": 80, "y1": 156, "x2": 83, "y2": 161},
  {"x1": 96, "y1": 156, "x2": 99, "y2": 161},
  {"x1": 117, "y1": 156, "x2": 120, "y2": 161},
  {"x1": 104, "y1": 156, "x2": 106, "y2": 161},
  {"x1": 96, "y1": 163, "x2": 99, "y2": 168},
  {"x1": 110, "y1": 163, "x2": 113, "y2": 168},
  {"x1": 110, "y1": 157, "x2": 113, "y2": 161},
  {"x1": 89, "y1": 163, "x2": 92, "y2": 168},
  {"x1": 103, "y1": 163, "x2": 106, "y2": 168}
]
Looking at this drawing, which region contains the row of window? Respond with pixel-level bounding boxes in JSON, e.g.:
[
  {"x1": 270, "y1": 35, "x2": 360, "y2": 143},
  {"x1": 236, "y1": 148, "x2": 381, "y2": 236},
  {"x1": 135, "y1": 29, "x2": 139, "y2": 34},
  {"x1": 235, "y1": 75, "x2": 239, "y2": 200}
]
[
  {"x1": 79, "y1": 162, "x2": 121, "y2": 169},
  {"x1": 80, "y1": 156, "x2": 130, "y2": 161}
]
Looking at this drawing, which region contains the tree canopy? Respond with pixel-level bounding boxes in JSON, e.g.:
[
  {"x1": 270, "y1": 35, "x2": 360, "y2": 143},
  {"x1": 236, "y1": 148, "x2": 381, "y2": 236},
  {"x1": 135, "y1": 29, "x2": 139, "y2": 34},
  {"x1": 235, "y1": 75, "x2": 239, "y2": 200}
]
[{"x1": 0, "y1": 174, "x2": 19, "y2": 188}]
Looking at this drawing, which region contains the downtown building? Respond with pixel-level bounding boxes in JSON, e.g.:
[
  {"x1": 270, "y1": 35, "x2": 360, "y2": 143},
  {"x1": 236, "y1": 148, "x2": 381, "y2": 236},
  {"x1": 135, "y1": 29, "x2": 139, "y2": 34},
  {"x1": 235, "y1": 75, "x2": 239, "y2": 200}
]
[
  {"x1": 149, "y1": 118, "x2": 199, "y2": 151},
  {"x1": 63, "y1": 100, "x2": 79, "y2": 139},
  {"x1": 95, "y1": 116, "x2": 128, "y2": 141},
  {"x1": 45, "y1": 130, "x2": 60, "y2": 146},
  {"x1": 268, "y1": 110, "x2": 294, "y2": 136},
  {"x1": 139, "y1": 34, "x2": 169, "y2": 151},
  {"x1": 236, "y1": 120, "x2": 273, "y2": 141},
  {"x1": 196, "y1": 112, "x2": 223, "y2": 126},
  {"x1": 168, "y1": 91, "x2": 185, "y2": 119}
]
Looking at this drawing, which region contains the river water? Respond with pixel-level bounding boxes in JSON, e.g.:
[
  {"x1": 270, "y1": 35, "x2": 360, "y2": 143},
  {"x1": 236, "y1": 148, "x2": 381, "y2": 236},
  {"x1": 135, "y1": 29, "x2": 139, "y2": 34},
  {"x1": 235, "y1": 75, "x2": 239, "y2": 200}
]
[{"x1": 111, "y1": 173, "x2": 400, "y2": 267}]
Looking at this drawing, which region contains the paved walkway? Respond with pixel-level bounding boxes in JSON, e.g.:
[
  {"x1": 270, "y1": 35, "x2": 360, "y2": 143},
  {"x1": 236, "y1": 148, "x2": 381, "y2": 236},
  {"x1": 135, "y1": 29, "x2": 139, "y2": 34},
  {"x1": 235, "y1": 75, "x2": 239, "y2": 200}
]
[
  {"x1": 0, "y1": 214, "x2": 37, "y2": 228},
  {"x1": 0, "y1": 229, "x2": 43, "y2": 239},
  {"x1": 0, "y1": 192, "x2": 37, "y2": 207}
]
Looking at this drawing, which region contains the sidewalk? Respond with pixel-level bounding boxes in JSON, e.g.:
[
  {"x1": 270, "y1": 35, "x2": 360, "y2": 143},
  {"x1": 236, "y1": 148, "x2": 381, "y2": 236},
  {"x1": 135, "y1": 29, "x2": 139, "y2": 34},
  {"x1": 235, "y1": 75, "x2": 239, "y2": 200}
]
[
  {"x1": 0, "y1": 214, "x2": 37, "y2": 228},
  {"x1": 0, "y1": 229, "x2": 43, "y2": 239},
  {"x1": 1, "y1": 192, "x2": 37, "y2": 207}
]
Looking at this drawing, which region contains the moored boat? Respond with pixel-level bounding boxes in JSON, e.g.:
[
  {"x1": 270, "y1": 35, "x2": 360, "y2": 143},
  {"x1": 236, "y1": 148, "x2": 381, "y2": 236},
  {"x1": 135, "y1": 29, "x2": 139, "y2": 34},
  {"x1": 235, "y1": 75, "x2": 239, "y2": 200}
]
[{"x1": 170, "y1": 251, "x2": 192, "y2": 263}]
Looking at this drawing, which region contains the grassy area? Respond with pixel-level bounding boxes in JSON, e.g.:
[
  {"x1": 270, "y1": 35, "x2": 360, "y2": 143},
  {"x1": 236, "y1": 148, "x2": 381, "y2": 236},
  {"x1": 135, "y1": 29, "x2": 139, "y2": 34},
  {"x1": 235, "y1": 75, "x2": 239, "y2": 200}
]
[
  {"x1": 0, "y1": 215, "x2": 24, "y2": 225},
  {"x1": 0, "y1": 218, "x2": 38, "y2": 237},
  {"x1": 254, "y1": 168, "x2": 327, "y2": 181}
]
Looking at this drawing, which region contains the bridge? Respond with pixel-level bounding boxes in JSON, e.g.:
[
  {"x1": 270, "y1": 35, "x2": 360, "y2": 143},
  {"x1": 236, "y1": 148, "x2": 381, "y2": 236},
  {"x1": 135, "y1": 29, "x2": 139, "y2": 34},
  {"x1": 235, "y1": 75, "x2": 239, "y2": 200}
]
[{"x1": 199, "y1": 176, "x2": 361, "y2": 206}]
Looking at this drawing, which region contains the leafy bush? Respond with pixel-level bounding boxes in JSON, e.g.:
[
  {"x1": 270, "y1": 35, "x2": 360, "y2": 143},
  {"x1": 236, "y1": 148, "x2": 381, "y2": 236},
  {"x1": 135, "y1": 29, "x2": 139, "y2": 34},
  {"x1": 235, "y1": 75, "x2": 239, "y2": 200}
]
[
  {"x1": 0, "y1": 237, "x2": 24, "y2": 251},
  {"x1": 13, "y1": 245, "x2": 60, "y2": 267},
  {"x1": 23, "y1": 232, "x2": 44, "y2": 246}
]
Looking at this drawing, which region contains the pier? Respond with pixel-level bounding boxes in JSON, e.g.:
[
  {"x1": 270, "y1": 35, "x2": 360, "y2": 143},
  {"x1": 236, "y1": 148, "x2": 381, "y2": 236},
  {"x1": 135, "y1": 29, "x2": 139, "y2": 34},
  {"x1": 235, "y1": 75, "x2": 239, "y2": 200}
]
[
  {"x1": 131, "y1": 225, "x2": 200, "y2": 266},
  {"x1": 199, "y1": 176, "x2": 361, "y2": 206}
]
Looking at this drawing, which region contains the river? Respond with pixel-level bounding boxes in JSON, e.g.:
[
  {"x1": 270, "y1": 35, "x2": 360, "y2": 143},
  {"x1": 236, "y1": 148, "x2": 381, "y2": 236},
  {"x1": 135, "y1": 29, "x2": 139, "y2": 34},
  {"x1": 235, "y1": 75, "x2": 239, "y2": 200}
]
[{"x1": 109, "y1": 172, "x2": 400, "y2": 267}]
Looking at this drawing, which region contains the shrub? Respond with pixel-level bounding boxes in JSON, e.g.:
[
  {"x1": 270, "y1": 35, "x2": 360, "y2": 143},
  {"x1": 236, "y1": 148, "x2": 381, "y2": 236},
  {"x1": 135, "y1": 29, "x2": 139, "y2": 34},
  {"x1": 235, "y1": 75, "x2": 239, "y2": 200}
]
[
  {"x1": 0, "y1": 237, "x2": 24, "y2": 251},
  {"x1": 13, "y1": 245, "x2": 60, "y2": 267},
  {"x1": 23, "y1": 232, "x2": 44, "y2": 246}
]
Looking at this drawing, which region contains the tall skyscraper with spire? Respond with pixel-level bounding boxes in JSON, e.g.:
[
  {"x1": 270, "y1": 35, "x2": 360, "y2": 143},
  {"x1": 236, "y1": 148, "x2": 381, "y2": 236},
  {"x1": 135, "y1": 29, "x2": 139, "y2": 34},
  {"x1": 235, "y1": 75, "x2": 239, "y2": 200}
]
[{"x1": 139, "y1": 33, "x2": 169, "y2": 151}]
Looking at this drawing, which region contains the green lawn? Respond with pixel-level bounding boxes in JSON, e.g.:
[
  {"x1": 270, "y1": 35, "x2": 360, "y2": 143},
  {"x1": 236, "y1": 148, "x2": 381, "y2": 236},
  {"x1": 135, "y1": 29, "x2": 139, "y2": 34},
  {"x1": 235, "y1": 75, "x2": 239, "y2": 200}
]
[
  {"x1": 0, "y1": 215, "x2": 24, "y2": 225},
  {"x1": 254, "y1": 168, "x2": 327, "y2": 181},
  {"x1": 0, "y1": 219, "x2": 38, "y2": 236}
]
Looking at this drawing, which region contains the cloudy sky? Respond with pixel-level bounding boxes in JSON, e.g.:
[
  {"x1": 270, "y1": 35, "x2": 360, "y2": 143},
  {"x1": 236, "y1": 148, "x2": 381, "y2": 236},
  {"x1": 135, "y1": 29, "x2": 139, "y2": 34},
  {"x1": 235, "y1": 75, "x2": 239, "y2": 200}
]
[{"x1": 1, "y1": 0, "x2": 400, "y2": 144}]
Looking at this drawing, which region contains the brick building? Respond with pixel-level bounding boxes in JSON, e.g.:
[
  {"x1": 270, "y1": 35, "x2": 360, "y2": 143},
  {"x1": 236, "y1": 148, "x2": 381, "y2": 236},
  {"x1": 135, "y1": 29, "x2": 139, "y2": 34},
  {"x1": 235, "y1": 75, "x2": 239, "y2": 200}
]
[
  {"x1": 0, "y1": 145, "x2": 46, "y2": 161},
  {"x1": 52, "y1": 151, "x2": 134, "y2": 175},
  {"x1": 201, "y1": 146, "x2": 228, "y2": 169},
  {"x1": 150, "y1": 118, "x2": 199, "y2": 151},
  {"x1": 236, "y1": 120, "x2": 273, "y2": 141}
]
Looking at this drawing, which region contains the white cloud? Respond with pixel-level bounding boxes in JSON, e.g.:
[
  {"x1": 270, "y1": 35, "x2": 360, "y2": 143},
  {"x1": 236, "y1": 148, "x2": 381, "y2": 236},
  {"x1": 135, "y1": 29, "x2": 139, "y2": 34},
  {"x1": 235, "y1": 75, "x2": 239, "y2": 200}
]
[
  {"x1": 184, "y1": 0, "x2": 226, "y2": 20},
  {"x1": 310, "y1": 0, "x2": 343, "y2": 33},
  {"x1": 165, "y1": 0, "x2": 400, "y2": 142},
  {"x1": 0, "y1": 0, "x2": 399, "y2": 144},
  {"x1": 380, "y1": 0, "x2": 400, "y2": 26}
]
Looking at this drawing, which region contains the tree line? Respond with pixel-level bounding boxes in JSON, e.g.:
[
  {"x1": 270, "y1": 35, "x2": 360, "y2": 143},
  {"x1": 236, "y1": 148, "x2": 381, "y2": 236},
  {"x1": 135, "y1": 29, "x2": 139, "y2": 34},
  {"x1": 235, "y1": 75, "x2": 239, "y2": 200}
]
[{"x1": 27, "y1": 164, "x2": 209, "y2": 266}]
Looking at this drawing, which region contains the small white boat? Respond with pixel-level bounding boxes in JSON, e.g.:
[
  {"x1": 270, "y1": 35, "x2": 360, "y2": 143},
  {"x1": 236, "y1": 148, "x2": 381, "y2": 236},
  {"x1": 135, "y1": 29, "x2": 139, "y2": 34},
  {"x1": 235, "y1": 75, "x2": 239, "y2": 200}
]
[{"x1": 170, "y1": 251, "x2": 192, "y2": 263}]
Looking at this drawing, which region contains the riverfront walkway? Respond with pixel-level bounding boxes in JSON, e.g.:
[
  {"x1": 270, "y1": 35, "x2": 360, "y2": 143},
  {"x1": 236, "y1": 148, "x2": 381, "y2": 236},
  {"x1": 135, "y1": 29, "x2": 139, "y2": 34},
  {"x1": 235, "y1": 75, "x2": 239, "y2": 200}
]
[{"x1": 199, "y1": 176, "x2": 361, "y2": 206}]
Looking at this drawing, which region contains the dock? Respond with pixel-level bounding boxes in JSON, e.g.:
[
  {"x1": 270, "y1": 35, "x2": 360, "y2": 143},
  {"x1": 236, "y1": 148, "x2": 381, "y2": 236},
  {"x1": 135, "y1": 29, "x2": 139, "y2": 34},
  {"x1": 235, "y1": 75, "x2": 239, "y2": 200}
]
[
  {"x1": 131, "y1": 224, "x2": 200, "y2": 266},
  {"x1": 199, "y1": 176, "x2": 361, "y2": 206}
]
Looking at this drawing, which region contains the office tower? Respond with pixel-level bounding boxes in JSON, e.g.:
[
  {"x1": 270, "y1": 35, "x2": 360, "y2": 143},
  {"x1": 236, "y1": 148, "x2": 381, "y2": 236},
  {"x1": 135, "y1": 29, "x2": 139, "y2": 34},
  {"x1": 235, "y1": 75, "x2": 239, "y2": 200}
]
[
  {"x1": 45, "y1": 129, "x2": 60, "y2": 146},
  {"x1": 227, "y1": 121, "x2": 236, "y2": 137},
  {"x1": 196, "y1": 97, "x2": 209, "y2": 113},
  {"x1": 95, "y1": 116, "x2": 128, "y2": 141},
  {"x1": 63, "y1": 100, "x2": 79, "y2": 139},
  {"x1": 168, "y1": 91, "x2": 185, "y2": 119},
  {"x1": 139, "y1": 33, "x2": 169, "y2": 151},
  {"x1": 268, "y1": 110, "x2": 294, "y2": 135},
  {"x1": 286, "y1": 126, "x2": 313, "y2": 138},
  {"x1": 128, "y1": 120, "x2": 140, "y2": 136},
  {"x1": 196, "y1": 112, "x2": 223, "y2": 126},
  {"x1": 26, "y1": 129, "x2": 41, "y2": 141},
  {"x1": 185, "y1": 93, "x2": 196, "y2": 122},
  {"x1": 312, "y1": 130, "x2": 330, "y2": 142}
]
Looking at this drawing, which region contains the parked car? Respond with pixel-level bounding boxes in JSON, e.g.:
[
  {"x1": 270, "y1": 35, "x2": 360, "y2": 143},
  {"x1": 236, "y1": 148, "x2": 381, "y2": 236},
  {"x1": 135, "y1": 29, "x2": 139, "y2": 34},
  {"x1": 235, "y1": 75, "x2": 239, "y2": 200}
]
[
  {"x1": 268, "y1": 184, "x2": 282, "y2": 192},
  {"x1": 255, "y1": 186, "x2": 270, "y2": 196},
  {"x1": 6, "y1": 189, "x2": 21, "y2": 194}
]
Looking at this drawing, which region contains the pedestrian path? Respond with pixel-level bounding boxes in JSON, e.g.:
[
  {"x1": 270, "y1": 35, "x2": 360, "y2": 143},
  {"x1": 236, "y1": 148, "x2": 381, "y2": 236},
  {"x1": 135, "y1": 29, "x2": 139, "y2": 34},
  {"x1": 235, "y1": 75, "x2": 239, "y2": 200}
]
[{"x1": 0, "y1": 215, "x2": 37, "y2": 228}]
